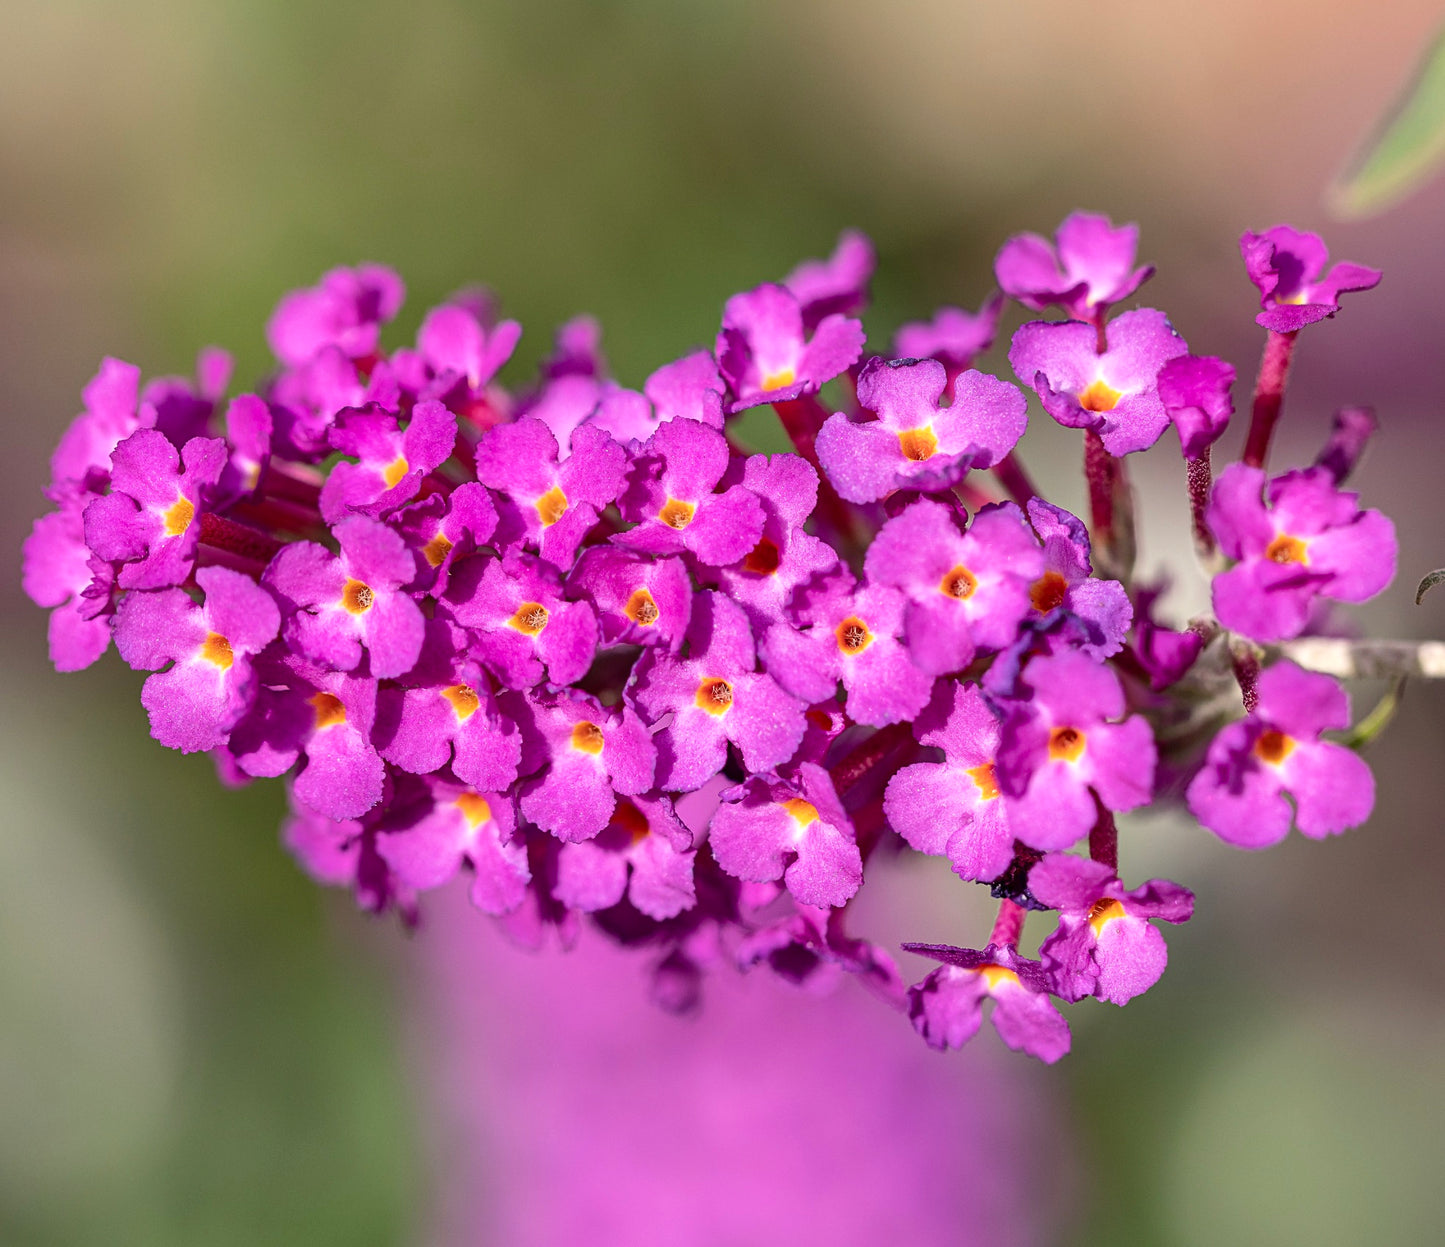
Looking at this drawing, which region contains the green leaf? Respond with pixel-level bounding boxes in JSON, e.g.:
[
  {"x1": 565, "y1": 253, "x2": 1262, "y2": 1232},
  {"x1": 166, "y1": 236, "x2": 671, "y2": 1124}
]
[
  {"x1": 1416, "y1": 567, "x2": 1445, "y2": 604},
  {"x1": 1329, "y1": 26, "x2": 1445, "y2": 220},
  {"x1": 1340, "y1": 676, "x2": 1406, "y2": 752}
]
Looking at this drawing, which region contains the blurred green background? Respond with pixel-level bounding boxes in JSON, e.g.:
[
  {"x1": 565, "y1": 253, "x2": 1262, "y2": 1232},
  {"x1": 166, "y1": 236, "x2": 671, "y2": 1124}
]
[{"x1": 5, "y1": 2, "x2": 1445, "y2": 1243}]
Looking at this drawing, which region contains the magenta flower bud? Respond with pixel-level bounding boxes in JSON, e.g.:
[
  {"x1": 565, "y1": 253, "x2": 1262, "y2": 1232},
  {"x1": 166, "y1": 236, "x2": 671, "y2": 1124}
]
[
  {"x1": 716, "y1": 282, "x2": 864, "y2": 411},
  {"x1": 1030, "y1": 854, "x2": 1193, "y2": 1005},
  {"x1": 994, "y1": 211, "x2": 1153, "y2": 320},
  {"x1": 710, "y1": 762, "x2": 862, "y2": 909},
  {"x1": 416, "y1": 298, "x2": 521, "y2": 393},
  {"x1": 782, "y1": 229, "x2": 876, "y2": 330},
  {"x1": 22, "y1": 501, "x2": 114, "y2": 672},
  {"x1": 894, "y1": 292, "x2": 1005, "y2": 377},
  {"x1": 49, "y1": 357, "x2": 149, "y2": 496},
  {"x1": 1240, "y1": 225, "x2": 1380, "y2": 333},
  {"x1": 1157, "y1": 354, "x2": 1235, "y2": 460},
  {"x1": 1207, "y1": 464, "x2": 1396, "y2": 643},
  {"x1": 266, "y1": 263, "x2": 405, "y2": 368},
  {"x1": 1009, "y1": 309, "x2": 1189, "y2": 455},
  {"x1": 113, "y1": 565, "x2": 281, "y2": 753},
  {"x1": 816, "y1": 356, "x2": 1027, "y2": 504},
  {"x1": 1187, "y1": 661, "x2": 1375, "y2": 849},
  {"x1": 903, "y1": 942, "x2": 1071, "y2": 1063},
  {"x1": 885, "y1": 681, "x2": 1014, "y2": 882}
]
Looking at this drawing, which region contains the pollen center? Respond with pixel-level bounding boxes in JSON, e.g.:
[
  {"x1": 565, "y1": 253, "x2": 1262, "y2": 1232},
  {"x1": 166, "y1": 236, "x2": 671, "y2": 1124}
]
[
  {"x1": 1253, "y1": 728, "x2": 1295, "y2": 766},
  {"x1": 421, "y1": 531, "x2": 454, "y2": 567},
  {"x1": 1079, "y1": 378, "x2": 1123, "y2": 412},
  {"x1": 200, "y1": 631, "x2": 234, "y2": 670},
  {"x1": 743, "y1": 538, "x2": 781, "y2": 576},
  {"x1": 782, "y1": 798, "x2": 819, "y2": 826},
  {"x1": 761, "y1": 366, "x2": 796, "y2": 391},
  {"x1": 382, "y1": 455, "x2": 410, "y2": 489},
  {"x1": 536, "y1": 485, "x2": 568, "y2": 526},
  {"x1": 571, "y1": 720, "x2": 606, "y2": 754},
  {"x1": 898, "y1": 425, "x2": 939, "y2": 461},
  {"x1": 624, "y1": 587, "x2": 660, "y2": 626},
  {"x1": 836, "y1": 616, "x2": 873, "y2": 655},
  {"x1": 509, "y1": 602, "x2": 550, "y2": 634},
  {"x1": 612, "y1": 800, "x2": 650, "y2": 843},
  {"x1": 1089, "y1": 898, "x2": 1127, "y2": 934},
  {"x1": 1049, "y1": 725, "x2": 1087, "y2": 763},
  {"x1": 163, "y1": 495, "x2": 195, "y2": 537},
  {"x1": 978, "y1": 964, "x2": 1020, "y2": 990},
  {"x1": 659, "y1": 498, "x2": 696, "y2": 530},
  {"x1": 1265, "y1": 533, "x2": 1309, "y2": 565},
  {"x1": 342, "y1": 579, "x2": 375, "y2": 614},
  {"x1": 941, "y1": 565, "x2": 978, "y2": 600},
  {"x1": 966, "y1": 762, "x2": 1000, "y2": 800},
  {"x1": 1030, "y1": 571, "x2": 1068, "y2": 613},
  {"x1": 695, "y1": 677, "x2": 734, "y2": 715},
  {"x1": 454, "y1": 792, "x2": 493, "y2": 828},
  {"x1": 310, "y1": 691, "x2": 347, "y2": 729},
  {"x1": 441, "y1": 683, "x2": 480, "y2": 721}
]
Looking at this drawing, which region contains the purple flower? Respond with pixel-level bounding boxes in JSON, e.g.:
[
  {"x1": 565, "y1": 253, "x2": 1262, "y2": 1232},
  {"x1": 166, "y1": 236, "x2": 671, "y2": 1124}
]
[
  {"x1": 264, "y1": 514, "x2": 426, "y2": 679},
  {"x1": 884, "y1": 681, "x2": 1014, "y2": 882},
  {"x1": 1130, "y1": 586, "x2": 1206, "y2": 691},
  {"x1": 642, "y1": 350, "x2": 726, "y2": 430},
  {"x1": 228, "y1": 658, "x2": 386, "y2": 820},
  {"x1": 552, "y1": 794, "x2": 697, "y2": 920},
  {"x1": 113, "y1": 566, "x2": 281, "y2": 753},
  {"x1": 266, "y1": 263, "x2": 405, "y2": 367},
  {"x1": 143, "y1": 346, "x2": 232, "y2": 446},
  {"x1": 415, "y1": 298, "x2": 522, "y2": 392},
  {"x1": 762, "y1": 575, "x2": 934, "y2": 728},
  {"x1": 865, "y1": 499, "x2": 1043, "y2": 676},
  {"x1": 630, "y1": 592, "x2": 807, "y2": 791},
  {"x1": 1024, "y1": 499, "x2": 1133, "y2": 658},
  {"x1": 615, "y1": 417, "x2": 765, "y2": 565},
  {"x1": 994, "y1": 211, "x2": 1153, "y2": 319},
  {"x1": 319, "y1": 399, "x2": 458, "y2": 522},
  {"x1": 283, "y1": 807, "x2": 402, "y2": 916},
  {"x1": 1240, "y1": 226, "x2": 1381, "y2": 333},
  {"x1": 1157, "y1": 355, "x2": 1235, "y2": 460},
  {"x1": 815, "y1": 357, "x2": 1026, "y2": 504},
  {"x1": 903, "y1": 942, "x2": 1071, "y2": 1063},
  {"x1": 22, "y1": 502, "x2": 114, "y2": 672},
  {"x1": 83, "y1": 429, "x2": 227, "y2": 589},
  {"x1": 1207, "y1": 464, "x2": 1396, "y2": 643},
  {"x1": 442, "y1": 551, "x2": 597, "y2": 690},
  {"x1": 1186, "y1": 661, "x2": 1375, "y2": 848},
  {"x1": 893, "y1": 292, "x2": 1006, "y2": 383},
  {"x1": 699, "y1": 452, "x2": 838, "y2": 634},
  {"x1": 511, "y1": 691, "x2": 657, "y2": 843},
  {"x1": 1009, "y1": 309, "x2": 1189, "y2": 455},
  {"x1": 49, "y1": 357, "x2": 148, "y2": 495},
  {"x1": 475, "y1": 417, "x2": 625, "y2": 567},
  {"x1": 995, "y1": 650, "x2": 1156, "y2": 851},
  {"x1": 377, "y1": 780, "x2": 530, "y2": 915},
  {"x1": 374, "y1": 621, "x2": 522, "y2": 791},
  {"x1": 269, "y1": 347, "x2": 401, "y2": 461},
  {"x1": 715, "y1": 282, "x2": 864, "y2": 411},
  {"x1": 710, "y1": 762, "x2": 862, "y2": 908},
  {"x1": 1030, "y1": 854, "x2": 1193, "y2": 1005},
  {"x1": 219, "y1": 393, "x2": 274, "y2": 500},
  {"x1": 782, "y1": 229, "x2": 875, "y2": 329},
  {"x1": 393, "y1": 482, "x2": 498, "y2": 597},
  {"x1": 566, "y1": 546, "x2": 694, "y2": 652}
]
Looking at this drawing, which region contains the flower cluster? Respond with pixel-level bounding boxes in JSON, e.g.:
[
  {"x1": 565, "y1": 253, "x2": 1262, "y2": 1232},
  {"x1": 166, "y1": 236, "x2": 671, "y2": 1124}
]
[{"x1": 25, "y1": 216, "x2": 1402, "y2": 1061}]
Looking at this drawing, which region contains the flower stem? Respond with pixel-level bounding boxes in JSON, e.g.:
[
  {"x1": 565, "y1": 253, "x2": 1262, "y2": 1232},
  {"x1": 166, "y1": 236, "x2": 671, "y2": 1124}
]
[
  {"x1": 989, "y1": 899, "x2": 1026, "y2": 950},
  {"x1": 828, "y1": 721, "x2": 914, "y2": 795},
  {"x1": 992, "y1": 451, "x2": 1037, "y2": 505},
  {"x1": 1186, "y1": 448, "x2": 1215, "y2": 559},
  {"x1": 1241, "y1": 329, "x2": 1298, "y2": 470},
  {"x1": 1088, "y1": 801, "x2": 1118, "y2": 873},
  {"x1": 1084, "y1": 430, "x2": 1135, "y2": 581},
  {"x1": 199, "y1": 510, "x2": 283, "y2": 564},
  {"x1": 1230, "y1": 638, "x2": 1262, "y2": 713}
]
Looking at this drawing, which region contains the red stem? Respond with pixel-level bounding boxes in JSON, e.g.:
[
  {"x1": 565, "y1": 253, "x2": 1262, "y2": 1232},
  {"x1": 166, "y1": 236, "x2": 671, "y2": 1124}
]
[
  {"x1": 827, "y1": 722, "x2": 914, "y2": 795},
  {"x1": 1083, "y1": 428, "x2": 1115, "y2": 543},
  {"x1": 989, "y1": 899, "x2": 1026, "y2": 950},
  {"x1": 771, "y1": 395, "x2": 858, "y2": 542},
  {"x1": 1241, "y1": 329, "x2": 1298, "y2": 470},
  {"x1": 1088, "y1": 800, "x2": 1118, "y2": 873},
  {"x1": 199, "y1": 511, "x2": 283, "y2": 565},
  {"x1": 992, "y1": 451, "x2": 1037, "y2": 505},
  {"x1": 1187, "y1": 448, "x2": 1214, "y2": 557},
  {"x1": 1231, "y1": 643, "x2": 1261, "y2": 714}
]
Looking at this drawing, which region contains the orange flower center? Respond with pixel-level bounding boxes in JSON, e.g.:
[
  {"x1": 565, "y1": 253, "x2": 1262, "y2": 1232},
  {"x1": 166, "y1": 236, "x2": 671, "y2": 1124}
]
[
  {"x1": 342, "y1": 579, "x2": 375, "y2": 614},
  {"x1": 835, "y1": 615, "x2": 873, "y2": 655},
  {"x1": 310, "y1": 692, "x2": 347, "y2": 729},
  {"x1": 163, "y1": 495, "x2": 195, "y2": 537},
  {"x1": 536, "y1": 485, "x2": 568, "y2": 527},
  {"x1": 659, "y1": 498, "x2": 696, "y2": 530},
  {"x1": 1030, "y1": 571, "x2": 1068, "y2": 613},
  {"x1": 1048, "y1": 725, "x2": 1086, "y2": 763},
  {"x1": 782, "y1": 798, "x2": 819, "y2": 826},
  {"x1": 200, "y1": 632, "x2": 234, "y2": 670},
  {"x1": 382, "y1": 455, "x2": 410, "y2": 489},
  {"x1": 966, "y1": 762, "x2": 1000, "y2": 800},
  {"x1": 940, "y1": 565, "x2": 978, "y2": 600},
  {"x1": 898, "y1": 426, "x2": 939, "y2": 461},
  {"x1": 1088, "y1": 898, "x2": 1127, "y2": 934},
  {"x1": 441, "y1": 684, "x2": 481, "y2": 721},
  {"x1": 1079, "y1": 378, "x2": 1122, "y2": 412},
  {"x1": 742, "y1": 538, "x2": 781, "y2": 576},
  {"x1": 761, "y1": 366, "x2": 796, "y2": 391},
  {"x1": 624, "y1": 587, "x2": 659, "y2": 626},
  {"x1": 421, "y1": 531, "x2": 454, "y2": 568},
  {"x1": 978, "y1": 964, "x2": 1020, "y2": 990},
  {"x1": 695, "y1": 678, "x2": 734, "y2": 715},
  {"x1": 509, "y1": 602, "x2": 550, "y2": 635},
  {"x1": 1265, "y1": 533, "x2": 1309, "y2": 565},
  {"x1": 1253, "y1": 728, "x2": 1295, "y2": 766},
  {"x1": 454, "y1": 792, "x2": 493, "y2": 828},
  {"x1": 612, "y1": 799, "x2": 651, "y2": 843},
  {"x1": 571, "y1": 720, "x2": 606, "y2": 754}
]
